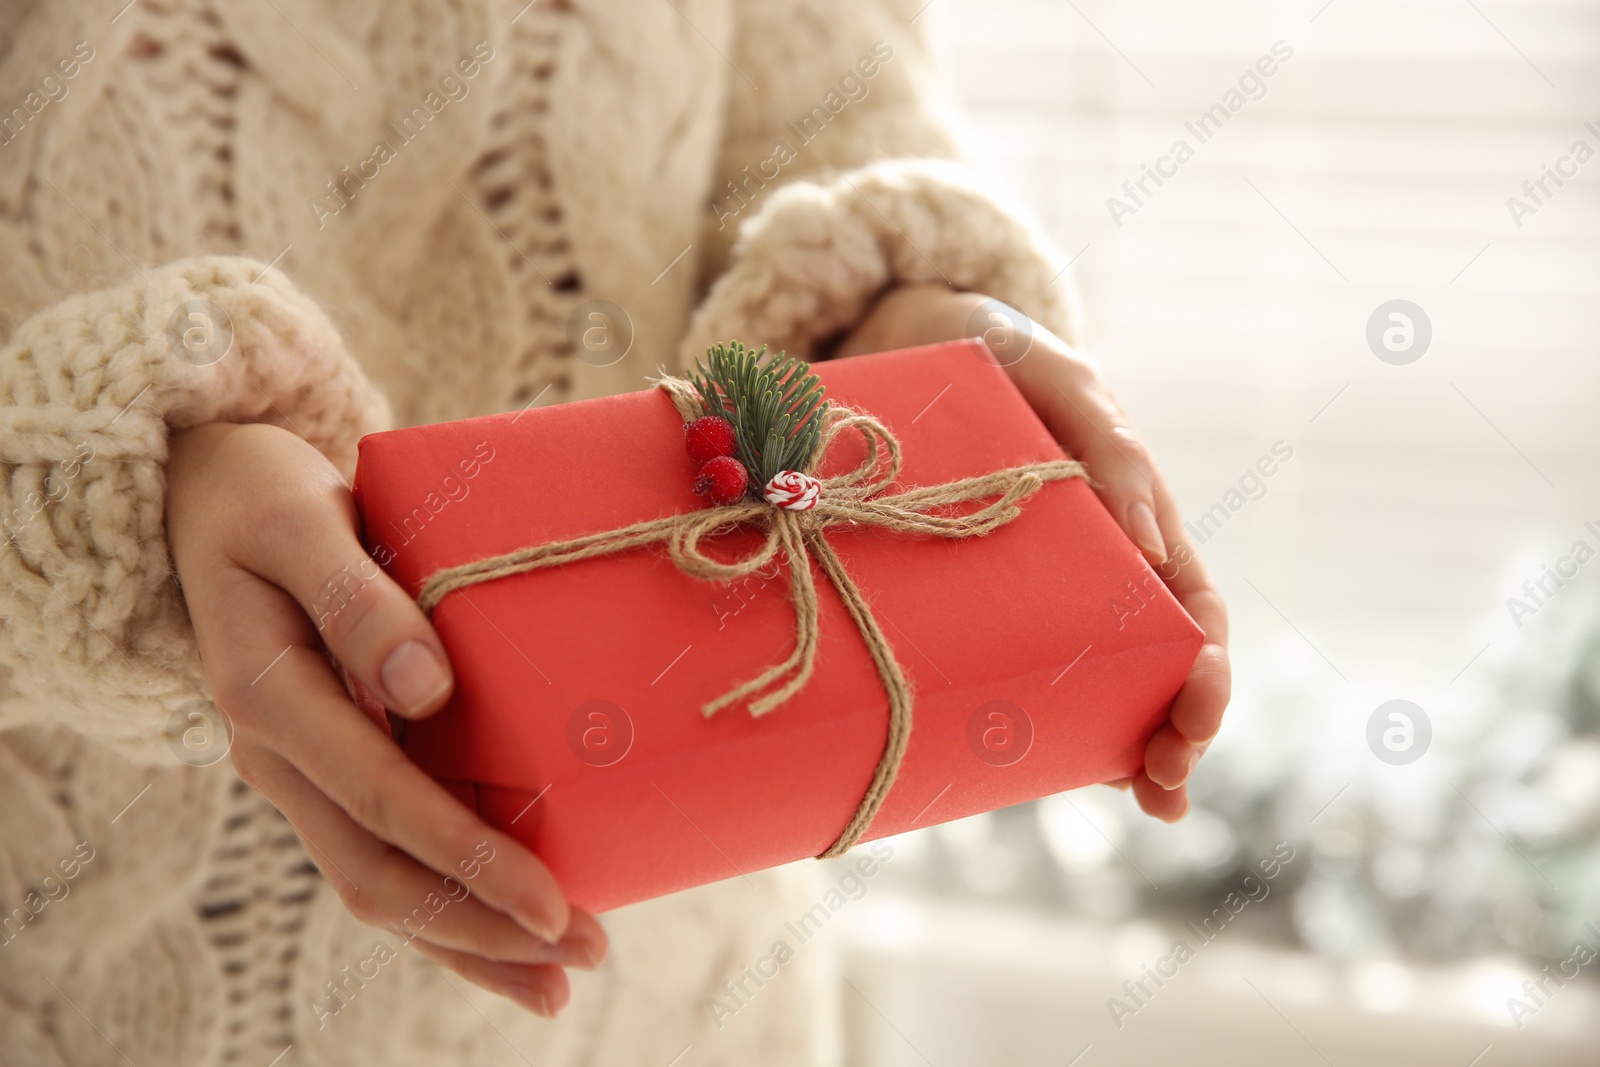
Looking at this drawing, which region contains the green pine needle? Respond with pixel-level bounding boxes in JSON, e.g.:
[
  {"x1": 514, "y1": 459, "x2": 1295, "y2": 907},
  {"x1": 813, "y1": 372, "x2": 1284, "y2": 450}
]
[{"x1": 688, "y1": 341, "x2": 827, "y2": 490}]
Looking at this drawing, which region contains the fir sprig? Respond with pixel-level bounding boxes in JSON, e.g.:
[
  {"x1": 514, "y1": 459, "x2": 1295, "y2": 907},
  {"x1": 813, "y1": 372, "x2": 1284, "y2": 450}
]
[{"x1": 688, "y1": 341, "x2": 827, "y2": 490}]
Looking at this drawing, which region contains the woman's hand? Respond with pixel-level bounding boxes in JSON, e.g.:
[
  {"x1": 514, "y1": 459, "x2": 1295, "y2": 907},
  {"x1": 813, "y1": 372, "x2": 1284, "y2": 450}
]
[
  {"x1": 837, "y1": 284, "x2": 1230, "y2": 821},
  {"x1": 166, "y1": 422, "x2": 605, "y2": 1016}
]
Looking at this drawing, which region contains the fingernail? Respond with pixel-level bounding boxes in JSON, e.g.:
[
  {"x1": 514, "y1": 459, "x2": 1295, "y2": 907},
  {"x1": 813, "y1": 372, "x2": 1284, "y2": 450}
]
[
  {"x1": 1126, "y1": 501, "x2": 1167, "y2": 563},
  {"x1": 535, "y1": 932, "x2": 603, "y2": 969},
  {"x1": 569, "y1": 928, "x2": 608, "y2": 969},
  {"x1": 511, "y1": 899, "x2": 567, "y2": 945},
  {"x1": 503, "y1": 981, "x2": 551, "y2": 1016},
  {"x1": 381, "y1": 640, "x2": 451, "y2": 716},
  {"x1": 1160, "y1": 750, "x2": 1199, "y2": 791}
]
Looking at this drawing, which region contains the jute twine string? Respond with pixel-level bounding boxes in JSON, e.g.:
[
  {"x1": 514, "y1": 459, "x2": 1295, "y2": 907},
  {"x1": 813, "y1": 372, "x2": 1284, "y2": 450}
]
[{"x1": 415, "y1": 377, "x2": 1088, "y2": 857}]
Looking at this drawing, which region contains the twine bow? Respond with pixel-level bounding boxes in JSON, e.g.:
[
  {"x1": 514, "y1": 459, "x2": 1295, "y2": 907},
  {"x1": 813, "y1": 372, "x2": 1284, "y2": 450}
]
[{"x1": 416, "y1": 377, "x2": 1087, "y2": 858}]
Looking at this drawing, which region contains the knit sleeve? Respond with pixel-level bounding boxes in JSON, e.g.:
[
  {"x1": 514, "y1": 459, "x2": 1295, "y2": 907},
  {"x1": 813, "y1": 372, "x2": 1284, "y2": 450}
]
[
  {"x1": 681, "y1": 0, "x2": 1077, "y2": 362},
  {"x1": 0, "y1": 255, "x2": 389, "y2": 763}
]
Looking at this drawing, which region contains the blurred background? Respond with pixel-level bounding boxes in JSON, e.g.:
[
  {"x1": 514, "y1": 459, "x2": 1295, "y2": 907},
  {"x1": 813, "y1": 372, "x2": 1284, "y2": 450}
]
[{"x1": 824, "y1": 1, "x2": 1600, "y2": 1064}]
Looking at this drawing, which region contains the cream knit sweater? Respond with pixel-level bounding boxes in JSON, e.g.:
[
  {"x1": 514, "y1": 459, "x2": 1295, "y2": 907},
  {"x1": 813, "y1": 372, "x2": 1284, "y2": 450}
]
[{"x1": 0, "y1": 1, "x2": 1072, "y2": 1064}]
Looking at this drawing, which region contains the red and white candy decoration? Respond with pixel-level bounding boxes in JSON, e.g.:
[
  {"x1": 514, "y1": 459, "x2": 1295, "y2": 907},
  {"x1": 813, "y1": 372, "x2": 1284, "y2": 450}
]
[{"x1": 764, "y1": 469, "x2": 821, "y2": 511}]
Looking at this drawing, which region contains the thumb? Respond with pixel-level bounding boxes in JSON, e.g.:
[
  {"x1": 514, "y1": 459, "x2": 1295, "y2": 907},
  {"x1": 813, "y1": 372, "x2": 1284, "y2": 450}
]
[
  {"x1": 231, "y1": 465, "x2": 456, "y2": 721},
  {"x1": 272, "y1": 517, "x2": 453, "y2": 720}
]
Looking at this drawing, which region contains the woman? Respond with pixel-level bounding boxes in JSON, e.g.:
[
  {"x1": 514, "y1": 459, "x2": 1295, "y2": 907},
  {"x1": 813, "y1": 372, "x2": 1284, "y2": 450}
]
[{"x1": 0, "y1": 1, "x2": 1229, "y2": 1064}]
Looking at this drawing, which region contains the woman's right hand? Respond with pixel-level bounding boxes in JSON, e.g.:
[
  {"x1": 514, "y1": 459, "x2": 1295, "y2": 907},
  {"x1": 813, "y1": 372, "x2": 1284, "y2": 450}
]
[{"x1": 166, "y1": 421, "x2": 605, "y2": 1017}]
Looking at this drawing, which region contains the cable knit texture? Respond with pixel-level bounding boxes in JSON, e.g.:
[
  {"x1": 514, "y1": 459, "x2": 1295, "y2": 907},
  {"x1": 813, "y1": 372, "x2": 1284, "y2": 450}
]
[
  {"x1": 0, "y1": 1, "x2": 1073, "y2": 1064},
  {"x1": 2, "y1": 257, "x2": 388, "y2": 759},
  {"x1": 681, "y1": 161, "x2": 1076, "y2": 362}
]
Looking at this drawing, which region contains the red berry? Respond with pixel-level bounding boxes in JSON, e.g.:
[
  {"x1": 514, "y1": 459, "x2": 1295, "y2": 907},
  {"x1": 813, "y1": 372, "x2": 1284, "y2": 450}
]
[
  {"x1": 685, "y1": 416, "x2": 738, "y2": 464},
  {"x1": 693, "y1": 455, "x2": 749, "y2": 505}
]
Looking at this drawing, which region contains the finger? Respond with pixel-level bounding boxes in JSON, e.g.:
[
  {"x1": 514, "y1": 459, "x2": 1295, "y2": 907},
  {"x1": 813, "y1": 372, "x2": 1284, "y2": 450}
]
[
  {"x1": 233, "y1": 737, "x2": 604, "y2": 967},
  {"x1": 194, "y1": 567, "x2": 575, "y2": 946},
  {"x1": 1169, "y1": 643, "x2": 1230, "y2": 743},
  {"x1": 411, "y1": 938, "x2": 571, "y2": 1018},
  {"x1": 1008, "y1": 344, "x2": 1168, "y2": 565},
  {"x1": 1132, "y1": 773, "x2": 1188, "y2": 822},
  {"x1": 241, "y1": 644, "x2": 573, "y2": 943},
  {"x1": 1143, "y1": 724, "x2": 1199, "y2": 790},
  {"x1": 232, "y1": 466, "x2": 454, "y2": 720},
  {"x1": 1150, "y1": 495, "x2": 1230, "y2": 647},
  {"x1": 1171, "y1": 584, "x2": 1229, "y2": 651}
]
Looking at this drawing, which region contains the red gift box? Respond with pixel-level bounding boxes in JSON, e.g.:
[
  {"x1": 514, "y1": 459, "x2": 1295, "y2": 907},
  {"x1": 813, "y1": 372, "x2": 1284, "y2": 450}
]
[{"x1": 351, "y1": 340, "x2": 1203, "y2": 913}]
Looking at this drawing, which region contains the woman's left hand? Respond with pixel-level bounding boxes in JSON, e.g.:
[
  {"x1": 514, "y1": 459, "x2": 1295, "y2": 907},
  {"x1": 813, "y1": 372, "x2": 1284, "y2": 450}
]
[{"x1": 836, "y1": 283, "x2": 1230, "y2": 821}]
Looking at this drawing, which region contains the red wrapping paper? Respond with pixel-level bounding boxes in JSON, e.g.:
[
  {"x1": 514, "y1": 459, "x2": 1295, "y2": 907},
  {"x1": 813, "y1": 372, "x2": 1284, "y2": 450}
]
[{"x1": 351, "y1": 340, "x2": 1203, "y2": 913}]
